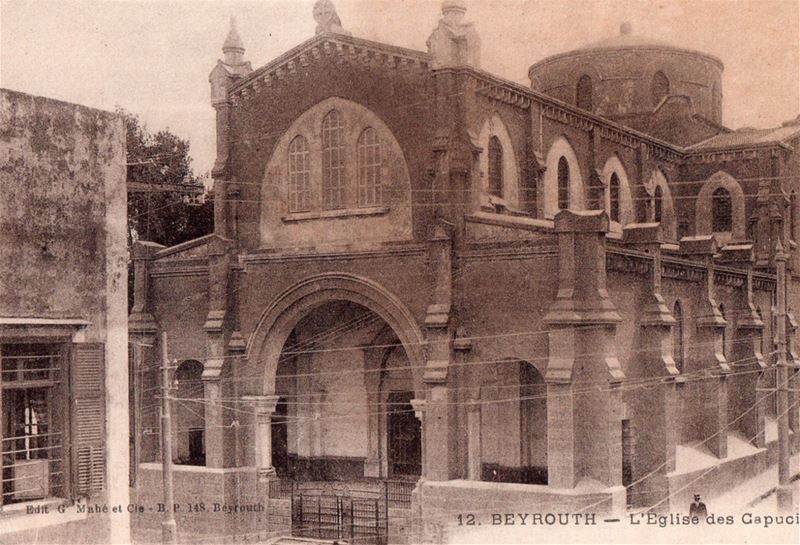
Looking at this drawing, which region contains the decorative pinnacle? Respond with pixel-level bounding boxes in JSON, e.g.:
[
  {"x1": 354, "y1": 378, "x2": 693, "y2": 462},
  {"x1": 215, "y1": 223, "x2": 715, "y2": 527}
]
[
  {"x1": 223, "y1": 16, "x2": 245, "y2": 53},
  {"x1": 775, "y1": 238, "x2": 789, "y2": 261}
]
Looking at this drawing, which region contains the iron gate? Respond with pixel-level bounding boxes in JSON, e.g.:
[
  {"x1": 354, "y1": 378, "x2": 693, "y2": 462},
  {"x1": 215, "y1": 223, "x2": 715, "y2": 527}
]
[{"x1": 291, "y1": 487, "x2": 388, "y2": 545}]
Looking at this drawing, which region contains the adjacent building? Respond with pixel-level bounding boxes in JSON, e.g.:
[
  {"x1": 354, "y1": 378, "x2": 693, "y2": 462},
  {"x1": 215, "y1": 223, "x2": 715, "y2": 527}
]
[
  {"x1": 0, "y1": 89, "x2": 128, "y2": 544},
  {"x1": 129, "y1": 2, "x2": 800, "y2": 543}
]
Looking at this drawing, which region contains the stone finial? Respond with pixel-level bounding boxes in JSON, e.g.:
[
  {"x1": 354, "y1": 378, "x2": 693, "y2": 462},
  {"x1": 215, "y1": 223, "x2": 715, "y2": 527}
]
[
  {"x1": 313, "y1": 0, "x2": 350, "y2": 36},
  {"x1": 427, "y1": 0, "x2": 481, "y2": 69},
  {"x1": 223, "y1": 16, "x2": 245, "y2": 65}
]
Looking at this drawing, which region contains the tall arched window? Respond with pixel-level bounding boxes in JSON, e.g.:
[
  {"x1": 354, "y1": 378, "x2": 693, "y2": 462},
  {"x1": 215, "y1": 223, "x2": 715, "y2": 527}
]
[
  {"x1": 557, "y1": 157, "x2": 570, "y2": 210},
  {"x1": 719, "y1": 303, "x2": 728, "y2": 360},
  {"x1": 288, "y1": 136, "x2": 311, "y2": 212},
  {"x1": 673, "y1": 301, "x2": 684, "y2": 373},
  {"x1": 712, "y1": 187, "x2": 732, "y2": 232},
  {"x1": 321, "y1": 109, "x2": 345, "y2": 209},
  {"x1": 609, "y1": 173, "x2": 621, "y2": 222},
  {"x1": 576, "y1": 75, "x2": 593, "y2": 111},
  {"x1": 357, "y1": 127, "x2": 382, "y2": 207},
  {"x1": 654, "y1": 185, "x2": 664, "y2": 223},
  {"x1": 651, "y1": 71, "x2": 670, "y2": 106},
  {"x1": 487, "y1": 136, "x2": 504, "y2": 198}
]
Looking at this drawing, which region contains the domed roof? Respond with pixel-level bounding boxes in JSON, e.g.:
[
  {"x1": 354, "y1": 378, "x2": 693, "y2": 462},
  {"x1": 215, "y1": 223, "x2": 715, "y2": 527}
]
[
  {"x1": 582, "y1": 23, "x2": 674, "y2": 50},
  {"x1": 530, "y1": 22, "x2": 723, "y2": 71}
]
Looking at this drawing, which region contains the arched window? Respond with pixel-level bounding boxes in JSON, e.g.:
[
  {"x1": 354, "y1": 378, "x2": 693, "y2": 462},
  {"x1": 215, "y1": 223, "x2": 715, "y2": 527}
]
[
  {"x1": 651, "y1": 71, "x2": 670, "y2": 106},
  {"x1": 321, "y1": 109, "x2": 345, "y2": 209},
  {"x1": 576, "y1": 75, "x2": 593, "y2": 111},
  {"x1": 673, "y1": 301, "x2": 684, "y2": 373},
  {"x1": 719, "y1": 303, "x2": 728, "y2": 360},
  {"x1": 357, "y1": 127, "x2": 382, "y2": 207},
  {"x1": 557, "y1": 157, "x2": 570, "y2": 210},
  {"x1": 288, "y1": 136, "x2": 311, "y2": 212},
  {"x1": 487, "y1": 136, "x2": 503, "y2": 198},
  {"x1": 609, "y1": 173, "x2": 621, "y2": 222},
  {"x1": 712, "y1": 187, "x2": 732, "y2": 232},
  {"x1": 654, "y1": 185, "x2": 663, "y2": 223}
]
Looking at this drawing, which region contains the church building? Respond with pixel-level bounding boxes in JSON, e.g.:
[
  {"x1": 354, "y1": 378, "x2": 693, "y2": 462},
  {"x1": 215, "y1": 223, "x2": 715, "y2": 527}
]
[{"x1": 129, "y1": 1, "x2": 800, "y2": 542}]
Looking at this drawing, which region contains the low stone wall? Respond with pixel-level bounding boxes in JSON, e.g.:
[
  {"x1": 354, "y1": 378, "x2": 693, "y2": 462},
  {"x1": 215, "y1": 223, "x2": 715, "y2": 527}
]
[
  {"x1": 132, "y1": 464, "x2": 265, "y2": 542},
  {"x1": 666, "y1": 432, "x2": 798, "y2": 510},
  {"x1": 411, "y1": 479, "x2": 625, "y2": 544}
]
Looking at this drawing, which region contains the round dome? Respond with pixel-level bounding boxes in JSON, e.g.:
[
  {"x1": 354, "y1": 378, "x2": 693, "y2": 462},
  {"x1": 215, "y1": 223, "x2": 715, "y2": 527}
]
[{"x1": 528, "y1": 23, "x2": 724, "y2": 125}]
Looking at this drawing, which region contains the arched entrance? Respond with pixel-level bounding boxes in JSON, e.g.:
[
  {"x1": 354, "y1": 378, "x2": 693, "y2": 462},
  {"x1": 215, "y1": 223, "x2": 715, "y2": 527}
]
[
  {"x1": 246, "y1": 274, "x2": 426, "y2": 482},
  {"x1": 481, "y1": 360, "x2": 547, "y2": 484}
]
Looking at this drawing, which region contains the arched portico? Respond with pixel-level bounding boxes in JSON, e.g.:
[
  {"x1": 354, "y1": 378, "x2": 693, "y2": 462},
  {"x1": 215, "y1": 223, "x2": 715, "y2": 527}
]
[
  {"x1": 243, "y1": 273, "x2": 427, "y2": 479},
  {"x1": 246, "y1": 273, "x2": 426, "y2": 398}
]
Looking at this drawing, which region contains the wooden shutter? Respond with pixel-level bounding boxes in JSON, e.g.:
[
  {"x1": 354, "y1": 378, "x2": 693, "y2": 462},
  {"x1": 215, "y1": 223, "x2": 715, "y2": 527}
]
[{"x1": 72, "y1": 343, "x2": 106, "y2": 498}]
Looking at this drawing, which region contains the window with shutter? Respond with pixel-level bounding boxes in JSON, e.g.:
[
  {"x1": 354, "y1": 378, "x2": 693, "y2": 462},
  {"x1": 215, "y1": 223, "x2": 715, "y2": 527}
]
[
  {"x1": 1, "y1": 343, "x2": 66, "y2": 506},
  {"x1": 72, "y1": 343, "x2": 106, "y2": 498}
]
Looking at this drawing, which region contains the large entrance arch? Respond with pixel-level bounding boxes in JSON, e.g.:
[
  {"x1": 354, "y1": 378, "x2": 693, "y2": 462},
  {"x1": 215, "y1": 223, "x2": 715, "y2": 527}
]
[
  {"x1": 246, "y1": 273, "x2": 426, "y2": 398},
  {"x1": 244, "y1": 273, "x2": 426, "y2": 481}
]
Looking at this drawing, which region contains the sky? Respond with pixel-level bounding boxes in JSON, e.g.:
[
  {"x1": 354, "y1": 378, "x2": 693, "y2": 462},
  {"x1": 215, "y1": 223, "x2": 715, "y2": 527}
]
[{"x1": 1, "y1": 0, "x2": 798, "y2": 176}]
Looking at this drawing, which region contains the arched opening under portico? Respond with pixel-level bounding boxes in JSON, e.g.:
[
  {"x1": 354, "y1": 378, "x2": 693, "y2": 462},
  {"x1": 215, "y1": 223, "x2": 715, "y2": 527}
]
[
  {"x1": 272, "y1": 301, "x2": 421, "y2": 481},
  {"x1": 245, "y1": 274, "x2": 427, "y2": 483}
]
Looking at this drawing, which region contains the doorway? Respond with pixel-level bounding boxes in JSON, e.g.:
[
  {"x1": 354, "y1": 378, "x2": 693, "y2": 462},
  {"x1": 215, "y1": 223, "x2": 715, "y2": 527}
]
[{"x1": 386, "y1": 391, "x2": 420, "y2": 478}]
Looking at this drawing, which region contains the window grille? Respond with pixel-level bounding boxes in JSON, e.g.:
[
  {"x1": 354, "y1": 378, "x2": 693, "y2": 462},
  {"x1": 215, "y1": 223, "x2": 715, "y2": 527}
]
[
  {"x1": 288, "y1": 136, "x2": 312, "y2": 212},
  {"x1": 712, "y1": 187, "x2": 732, "y2": 232},
  {"x1": 1, "y1": 345, "x2": 66, "y2": 507},
  {"x1": 487, "y1": 136, "x2": 503, "y2": 198},
  {"x1": 321, "y1": 110, "x2": 346, "y2": 209},
  {"x1": 610, "y1": 173, "x2": 621, "y2": 222},
  {"x1": 654, "y1": 186, "x2": 664, "y2": 223},
  {"x1": 557, "y1": 157, "x2": 570, "y2": 210},
  {"x1": 673, "y1": 301, "x2": 684, "y2": 372},
  {"x1": 357, "y1": 128, "x2": 382, "y2": 207}
]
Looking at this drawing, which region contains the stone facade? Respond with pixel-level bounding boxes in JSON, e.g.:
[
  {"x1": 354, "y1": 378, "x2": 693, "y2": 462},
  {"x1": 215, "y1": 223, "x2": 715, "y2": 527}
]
[
  {"x1": 0, "y1": 89, "x2": 128, "y2": 544},
  {"x1": 130, "y1": 3, "x2": 800, "y2": 542}
]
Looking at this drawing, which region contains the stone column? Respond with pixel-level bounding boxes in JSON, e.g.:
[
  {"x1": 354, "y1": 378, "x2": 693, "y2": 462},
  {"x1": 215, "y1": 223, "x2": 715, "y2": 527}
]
[
  {"x1": 680, "y1": 236, "x2": 729, "y2": 459},
  {"x1": 543, "y1": 210, "x2": 625, "y2": 490},
  {"x1": 466, "y1": 398, "x2": 481, "y2": 480},
  {"x1": 410, "y1": 399, "x2": 427, "y2": 480},
  {"x1": 242, "y1": 395, "x2": 280, "y2": 478}
]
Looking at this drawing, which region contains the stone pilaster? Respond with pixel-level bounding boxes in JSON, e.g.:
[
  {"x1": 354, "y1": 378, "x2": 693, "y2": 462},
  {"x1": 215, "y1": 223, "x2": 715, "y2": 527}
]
[
  {"x1": 729, "y1": 256, "x2": 767, "y2": 447},
  {"x1": 679, "y1": 236, "x2": 729, "y2": 458},
  {"x1": 466, "y1": 398, "x2": 481, "y2": 480},
  {"x1": 129, "y1": 241, "x2": 163, "y2": 336},
  {"x1": 622, "y1": 224, "x2": 678, "y2": 507},
  {"x1": 410, "y1": 399, "x2": 427, "y2": 480},
  {"x1": 422, "y1": 223, "x2": 458, "y2": 482},
  {"x1": 543, "y1": 210, "x2": 624, "y2": 489},
  {"x1": 202, "y1": 236, "x2": 232, "y2": 468},
  {"x1": 242, "y1": 395, "x2": 280, "y2": 478}
]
